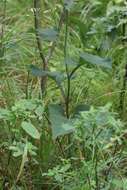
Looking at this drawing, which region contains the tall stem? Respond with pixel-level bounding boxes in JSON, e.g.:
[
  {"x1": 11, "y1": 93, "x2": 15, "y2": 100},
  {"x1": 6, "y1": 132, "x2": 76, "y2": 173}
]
[
  {"x1": 64, "y1": 9, "x2": 72, "y2": 158},
  {"x1": 33, "y1": 0, "x2": 47, "y2": 94},
  {"x1": 64, "y1": 10, "x2": 70, "y2": 118}
]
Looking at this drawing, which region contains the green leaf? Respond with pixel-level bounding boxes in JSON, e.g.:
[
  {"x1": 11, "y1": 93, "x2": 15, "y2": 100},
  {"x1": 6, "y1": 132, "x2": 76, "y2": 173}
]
[
  {"x1": 49, "y1": 104, "x2": 75, "y2": 139},
  {"x1": 38, "y1": 28, "x2": 58, "y2": 42},
  {"x1": 30, "y1": 65, "x2": 64, "y2": 83},
  {"x1": 30, "y1": 65, "x2": 48, "y2": 77},
  {"x1": 80, "y1": 52, "x2": 112, "y2": 69},
  {"x1": 30, "y1": 65, "x2": 65, "y2": 98},
  {"x1": 21, "y1": 121, "x2": 40, "y2": 140}
]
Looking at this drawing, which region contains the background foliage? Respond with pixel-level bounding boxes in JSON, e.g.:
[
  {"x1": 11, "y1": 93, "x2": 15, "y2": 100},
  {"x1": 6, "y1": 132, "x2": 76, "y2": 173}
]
[{"x1": 0, "y1": 0, "x2": 127, "y2": 189}]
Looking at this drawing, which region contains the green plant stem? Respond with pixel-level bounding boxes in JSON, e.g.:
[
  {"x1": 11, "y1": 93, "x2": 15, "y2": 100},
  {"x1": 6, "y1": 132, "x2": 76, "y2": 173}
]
[
  {"x1": 33, "y1": 0, "x2": 46, "y2": 66},
  {"x1": 33, "y1": 1, "x2": 65, "y2": 95},
  {"x1": 69, "y1": 63, "x2": 83, "y2": 78},
  {"x1": 33, "y1": 0, "x2": 47, "y2": 94},
  {"x1": 64, "y1": 9, "x2": 70, "y2": 119},
  {"x1": 63, "y1": 9, "x2": 73, "y2": 159}
]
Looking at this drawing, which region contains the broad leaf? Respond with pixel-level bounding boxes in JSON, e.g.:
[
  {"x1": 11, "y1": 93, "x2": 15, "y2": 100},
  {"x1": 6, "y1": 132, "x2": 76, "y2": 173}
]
[
  {"x1": 38, "y1": 28, "x2": 58, "y2": 42},
  {"x1": 21, "y1": 121, "x2": 40, "y2": 140},
  {"x1": 30, "y1": 65, "x2": 64, "y2": 83},
  {"x1": 30, "y1": 65, "x2": 48, "y2": 77},
  {"x1": 49, "y1": 104, "x2": 75, "y2": 139},
  {"x1": 30, "y1": 65, "x2": 65, "y2": 98},
  {"x1": 80, "y1": 52, "x2": 112, "y2": 69}
]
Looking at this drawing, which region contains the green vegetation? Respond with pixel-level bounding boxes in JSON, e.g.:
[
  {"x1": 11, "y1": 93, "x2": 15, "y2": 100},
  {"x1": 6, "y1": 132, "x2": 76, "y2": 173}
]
[{"x1": 1, "y1": 0, "x2": 127, "y2": 189}]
